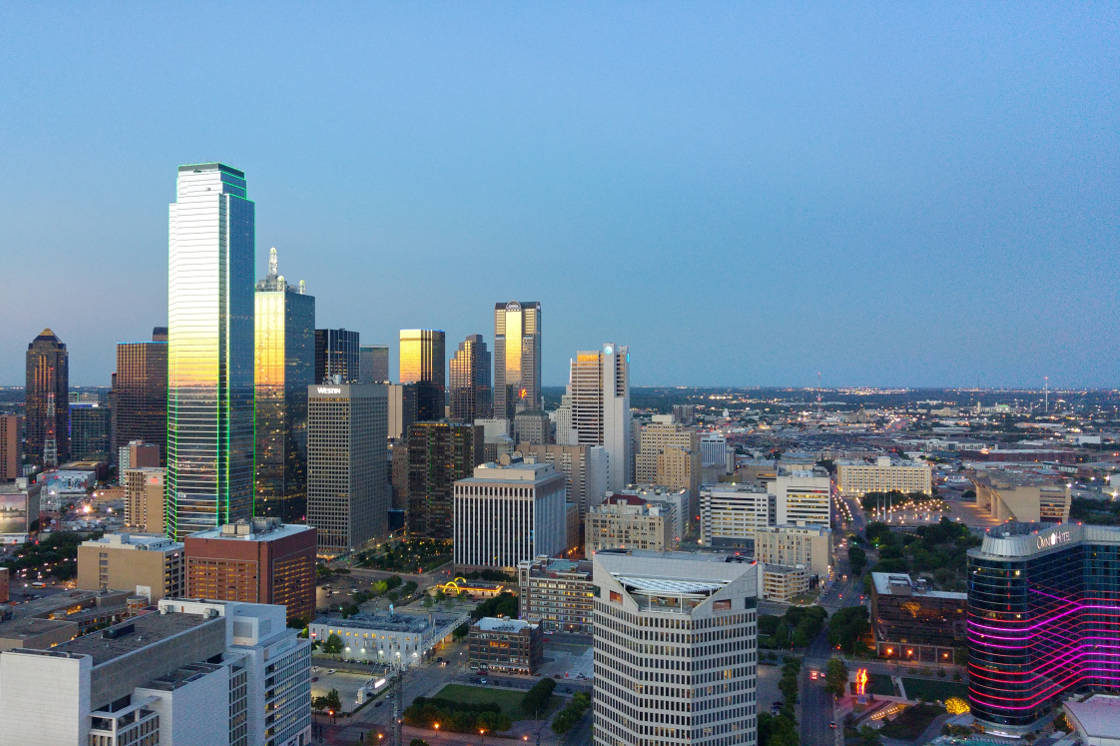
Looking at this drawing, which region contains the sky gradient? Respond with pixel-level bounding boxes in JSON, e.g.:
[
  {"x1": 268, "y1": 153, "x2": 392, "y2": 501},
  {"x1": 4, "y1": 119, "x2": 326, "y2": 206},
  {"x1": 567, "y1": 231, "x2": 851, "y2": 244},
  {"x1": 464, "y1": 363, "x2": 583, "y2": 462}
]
[{"x1": 1, "y1": 3, "x2": 1117, "y2": 387}]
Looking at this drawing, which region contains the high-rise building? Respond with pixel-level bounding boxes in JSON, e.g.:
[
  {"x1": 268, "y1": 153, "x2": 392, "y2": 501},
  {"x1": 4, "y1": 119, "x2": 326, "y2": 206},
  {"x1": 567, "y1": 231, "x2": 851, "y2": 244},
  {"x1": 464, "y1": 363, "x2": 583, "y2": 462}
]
[
  {"x1": 123, "y1": 466, "x2": 165, "y2": 534},
  {"x1": 314, "y1": 328, "x2": 359, "y2": 384},
  {"x1": 493, "y1": 301, "x2": 542, "y2": 418},
  {"x1": 359, "y1": 344, "x2": 390, "y2": 383},
  {"x1": 76, "y1": 532, "x2": 185, "y2": 601},
  {"x1": 68, "y1": 402, "x2": 111, "y2": 461},
  {"x1": 585, "y1": 495, "x2": 676, "y2": 555},
  {"x1": 255, "y1": 247, "x2": 316, "y2": 521},
  {"x1": 387, "y1": 383, "x2": 418, "y2": 441},
  {"x1": 635, "y1": 423, "x2": 701, "y2": 497},
  {"x1": 110, "y1": 328, "x2": 168, "y2": 464},
  {"x1": 967, "y1": 522, "x2": 1120, "y2": 733},
  {"x1": 562, "y1": 343, "x2": 631, "y2": 491},
  {"x1": 399, "y1": 329, "x2": 445, "y2": 420},
  {"x1": 166, "y1": 163, "x2": 255, "y2": 540},
  {"x1": 519, "y1": 443, "x2": 609, "y2": 518},
  {"x1": 307, "y1": 383, "x2": 388, "y2": 555},
  {"x1": 118, "y1": 439, "x2": 160, "y2": 474},
  {"x1": 700, "y1": 483, "x2": 771, "y2": 547},
  {"x1": 448, "y1": 334, "x2": 492, "y2": 422},
  {"x1": 184, "y1": 517, "x2": 317, "y2": 624},
  {"x1": 0, "y1": 598, "x2": 312, "y2": 746},
  {"x1": 592, "y1": 551, "x2": 759, "y2": 746},
  {"x1": 25, "y1": 328, "x2": 69, "y2": 466},
  {"x1": 406, "y1": 422, "x2": 482, "y2": 540},
  {"x1": 0, "y1": 416, "x2": 18, "y2": 481},
  {"x1": 700, "y1": 432, "x2": 728, "y2": 468},
  {"x1": 513, "y1": 410, "x2": 551, "y2": 446},
  {"x1": 453, "y1": 459, "x2": 567, "y2": 571},
  {"x1": 753, "y1": 525, "x2": 832, "y2": 581}
]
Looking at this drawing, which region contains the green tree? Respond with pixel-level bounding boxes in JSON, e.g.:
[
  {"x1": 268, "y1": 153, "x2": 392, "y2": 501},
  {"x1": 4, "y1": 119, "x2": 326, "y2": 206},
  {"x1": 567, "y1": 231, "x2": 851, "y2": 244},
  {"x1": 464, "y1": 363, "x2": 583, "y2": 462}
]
[
  {"x1": 848, "y1": 546, "x2": 867, "y2": 576},
  {"x1": 828, "y1": 606, "x2": 870, "y2": 655},
  {"x1": 409, "y1": 740, "x2": 429, "y2": 746},
  {"x1": 322, "y1": 633, "x2": 344, "y2": 655},
  {"x1": 825, "y1": 657, "x2": 848, "y2": 697}
]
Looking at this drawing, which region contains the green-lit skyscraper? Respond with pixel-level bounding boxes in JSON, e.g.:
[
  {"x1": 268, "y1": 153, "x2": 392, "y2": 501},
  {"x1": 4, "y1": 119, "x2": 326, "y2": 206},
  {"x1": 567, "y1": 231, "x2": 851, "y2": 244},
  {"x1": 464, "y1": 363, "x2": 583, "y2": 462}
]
[
  {"x1": 255, "y1": 247, "x2": 315, "y2": 521},
  {"x1": 166, "y1": 163, "x2": 255, "y2": 539}
]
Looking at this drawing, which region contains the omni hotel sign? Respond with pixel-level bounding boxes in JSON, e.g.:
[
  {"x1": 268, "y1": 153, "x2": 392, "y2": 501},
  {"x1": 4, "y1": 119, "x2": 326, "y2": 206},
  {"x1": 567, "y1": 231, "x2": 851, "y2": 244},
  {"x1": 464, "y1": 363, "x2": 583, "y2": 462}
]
[{"x1": 1037, "y1": 529, "x2": 1072, "y2": 551}]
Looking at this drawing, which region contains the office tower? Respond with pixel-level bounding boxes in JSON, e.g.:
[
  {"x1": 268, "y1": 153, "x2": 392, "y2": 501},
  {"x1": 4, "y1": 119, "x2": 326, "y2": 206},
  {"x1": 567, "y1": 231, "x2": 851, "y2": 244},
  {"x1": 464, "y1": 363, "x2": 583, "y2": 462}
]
[
  {"x1": 520, "y1": 443, "x2": 609, "y2": 517},
  {"x1": 359, "y1": 344, "x2": 390, "y2": 383},
  {"x1": 493, "y1": 301, "x2": 542, "y2": 418},
  {"x1": 68, "y1": 402, "x2": 111, "y2": 461},
  {"x1": 771, "y1": 466, "x2": 832, "y2": 526},
  {"x1": 699, "y1": 483, "x2": 770, "y2": 547},
  {"x1": 453, "y1": 459, "x2": 566, "y2": 570},
  {"x1": 123, "y1": 466, "x2": 166, "y2": 533},
  {"x1": 399, "y1": 329, "x2": 445, "y2": 420},
  {"x1": 753, "y1": 525, "x2": 832, "y2": 582},
  {"x1": 406, "y1": 422, "x2": 482, "y2": 539},
  {"x1": 700, "y1": 432, "x2": 728, "y2": 468},
  {"x1": 387, "y1": 383, "x2": 418, "y2": 440},
  {"x1": 390, "y1": 441, "x2": 409, "y2": 509},
  {"x1": 184, "y1": 517, "x2": 317, "y2": 624},
  {"x1": 448, "y1": 334, "x2": 492, "y2": 422},
  {"x1": 25, "y1": 328, "x2": 69, "y2": 466},
  {"x1": 967, "y1": 523, "x2": 1120, "y2": 733},
  {"x1": 76, "y1": 533, "x2": 185, "y2": 601},
  {"x1": 314, "y1": 327, "x2": 359, "y2": 384},
  {"x1": 0, "y1": 416, "x2": 18, "y2": 480},
  {"x1": 513, "y1": 409, "x2": 550, "y2": 446},
  {"x1": 110, "y1": 327, "x2": 168, "y2": 464},
  {"x1": 635, "y1": 422, "x2": 701, "y2": 496},
  {"x1": 118, "y1": 439, "x2": 160, "y2": 474},
  {"x1": 255, "y1": 247, "x2": 316, "y2": 521},
  {"x1": 564, "y1": 343, "x2": 631, "y2": 491},
  {"x1": 671, "y1": 404, "x2": 696, "y2": 425},
  {"x1": 0, "y1": 599, "x2": 311, "y2": 746},
  {"x1": 836, "y1": 456, "x2": 932, "y2": 497},
  {"x1": 592, "y1": 551, "x2": 759, "y2": 746},
  {"x1": 585, "y1": 495, "x2": 676, "y2": 555},
  {"x1": 307, "y1": 383, "x2": 388, "y2": 555},
  {"x1": 614, "y1": 485, "x2": 688, "y2": 542},
  {"x1": 166, "y1": 163, "x2": 255, "y2": 540}
]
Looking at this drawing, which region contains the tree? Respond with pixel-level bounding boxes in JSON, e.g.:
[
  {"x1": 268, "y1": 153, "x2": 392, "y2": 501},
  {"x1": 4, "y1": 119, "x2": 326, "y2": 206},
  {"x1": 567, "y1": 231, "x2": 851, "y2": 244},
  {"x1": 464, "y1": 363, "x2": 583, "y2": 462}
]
[
  {"x1": 825, "y1": 657, "x2": 848, "y2": 697},
  {"x1": 322, "y1": 633, "x2": 344, "y2": 655},
  {"x1": 848, "y1": 546, "x2": 867, "y2": 576},
  {"x1": 409, "y1": 740, "x2": 429, "y2": 746},
  {"x1": 857, "y1": 724, "x2": 882, "y2": 745},
  {"x1": 828, "y1": 606, "x2": 870, "y2": 655}
]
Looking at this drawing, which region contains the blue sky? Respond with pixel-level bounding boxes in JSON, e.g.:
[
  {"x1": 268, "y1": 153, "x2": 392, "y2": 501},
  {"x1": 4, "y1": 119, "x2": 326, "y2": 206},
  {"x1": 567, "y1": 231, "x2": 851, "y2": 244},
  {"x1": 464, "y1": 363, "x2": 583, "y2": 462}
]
[{"x1": 1, "y1": 3, "x2": 1117, "y2": 387}]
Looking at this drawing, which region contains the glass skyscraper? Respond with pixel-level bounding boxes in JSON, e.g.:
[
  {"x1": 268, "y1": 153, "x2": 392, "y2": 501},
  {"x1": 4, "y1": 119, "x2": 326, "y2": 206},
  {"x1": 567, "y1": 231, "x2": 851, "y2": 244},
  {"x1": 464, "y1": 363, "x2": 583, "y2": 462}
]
[
  {"x1": 25, "y1": 328, "x2": 70, "y2": 466},
  {"x1": 314, "y1": 328, "x2": 359, "y2": 384},
  {"x1": 166, "y1": 163, "x2": 255, "y2": 539},
  {"x1": 111, "y1": 327, "x2": 168, "y2": 463},
  {"x1": 255, "y1": 247, "x2": 315, "y2": 521},
  {"x1": 449, "y1": 334, "x2": 491, "y2": 422},
  {"x1": 968, "y1": 522, "x2": 1120, "y2": 734},
  {"x1": 493, "y1": 301, "x2": 541, "y2": 419},
  {"x1": 399, "y1": 329, "x2": 445, "y2": 421}
]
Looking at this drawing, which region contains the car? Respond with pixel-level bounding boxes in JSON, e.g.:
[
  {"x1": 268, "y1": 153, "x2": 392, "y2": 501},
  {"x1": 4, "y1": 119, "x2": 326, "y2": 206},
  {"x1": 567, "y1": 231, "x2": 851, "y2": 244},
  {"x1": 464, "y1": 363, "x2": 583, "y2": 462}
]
[
  {"x1": 830, "y1": 721, "x2": 837, "y2": 729},
  {"x1": 328, "y1": 669, "x2": 336, "y2": 674},
  {"x1": 311, "y1": 677, "x2": 319, "y2": 682},
  {"x1": 375, "y1": 701, "x2": 383, "y2": 708},
  {"x1": 480, "y1": 678, "x2": 488, "y2": 685}
]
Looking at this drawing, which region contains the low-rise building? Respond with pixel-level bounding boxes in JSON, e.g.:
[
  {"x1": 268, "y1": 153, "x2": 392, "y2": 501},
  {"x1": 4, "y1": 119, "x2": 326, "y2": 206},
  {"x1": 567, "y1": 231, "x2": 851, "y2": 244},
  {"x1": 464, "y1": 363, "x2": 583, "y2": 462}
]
[
  {"x1": 76, "y1": 532, "x2": 185, "y2": 601},
  {"x1": 517, "y1": 556, "x2": 594, "y2": 634},
  {"x1": 752, "y1": 525, "x2": 831, "y2": 582},
  {"x1": 870, "y1": 572, "x2": 966, "y2": 663},
  {"x1": 468, "y1": 616, "x2": 543, "y2": 674},
  {"x1": 836, "y1": 457, "x2": 932, "y2": 497},
  {"x1": 760, "y1": 563, "x2": 809, "y2": 602},
  {"x1": 614, "y1": 485, "x2": 689, "y2": 541},
  {"x1": 585, "y1": 495, "x2": 675, "y2": 555},
  {"x1": 970, "y1": 470, "x2": 1071, "y2": 523},
  {"x1": 700, "y1": 482, "x2": 769, "y2": 547},
  {"x1": 308, "y1": 610, "x2": 468, "y2": 667}
]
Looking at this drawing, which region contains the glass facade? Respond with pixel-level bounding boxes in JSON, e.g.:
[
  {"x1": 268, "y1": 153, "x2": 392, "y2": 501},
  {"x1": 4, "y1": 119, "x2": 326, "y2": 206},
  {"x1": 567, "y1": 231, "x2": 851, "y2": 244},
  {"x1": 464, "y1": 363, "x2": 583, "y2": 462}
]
[
  {"x1": 398, "y1": 329, "x2": 445, "y2": 420},
  {"x1": 111, "y1": 331, "x2": 168, "y2": 463},
  {"x1": 25, "y1": 329, "x2": 70, "y2": 465},
  {"x1": 448, "y1": 334, "x2": 492, "y2": 422},
  {"x1": 493, "y1": 301, "x2": 541, "y2": 419},
  {"x1": 166, "y1": 163, "x2": 255, "y2": 539},
  {"x1": 255, "y1": 251, "x2": 315, "y2": 521},
  {"x1": 968, "y1": 524, "x2": 1120, "y2": 732},
  {"x1": 314, "y1": 328, "x2": 359, "y2": 384}
]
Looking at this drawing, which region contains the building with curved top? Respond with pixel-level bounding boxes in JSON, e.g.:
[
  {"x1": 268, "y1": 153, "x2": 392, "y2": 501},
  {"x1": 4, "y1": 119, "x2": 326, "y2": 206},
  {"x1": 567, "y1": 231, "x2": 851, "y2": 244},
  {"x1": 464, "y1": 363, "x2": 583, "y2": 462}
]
[{"x1": 967, "y1": 522, "x2": 1120, "y2": 735}]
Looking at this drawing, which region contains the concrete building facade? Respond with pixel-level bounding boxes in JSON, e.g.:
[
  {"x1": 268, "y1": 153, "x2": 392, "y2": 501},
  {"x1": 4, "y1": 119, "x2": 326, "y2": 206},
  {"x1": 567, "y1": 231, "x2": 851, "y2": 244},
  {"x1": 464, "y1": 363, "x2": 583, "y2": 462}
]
[{"x1": 76, "y1": 533, "x2": 185, "y2": 602}]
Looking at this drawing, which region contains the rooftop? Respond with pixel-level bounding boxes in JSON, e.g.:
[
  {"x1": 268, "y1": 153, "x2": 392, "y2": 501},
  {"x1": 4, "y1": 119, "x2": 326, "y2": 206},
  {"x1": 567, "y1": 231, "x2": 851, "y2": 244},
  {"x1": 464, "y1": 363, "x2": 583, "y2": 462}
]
[
  {"x1": 464, "y1": 461, "x2": 560, "y2": 483},
  {"x1": 50, "y1": 610, "x2": 218, "y2": 666},
  {"x1": 1063, "y1": 694, "x2": 1120, "y2": 739},
  {"x1": 312, "y1": 612, "x2": 456, "y2": 634},
  {"x1": 871, "y1": 572, "x2": 966, "y2": 600},
  {"x1": 81, "y1": 533, "x2": 183, "y2": 552},
  {"x1": 473, "y1": 617, "x2": 536, "y2": 633},
  {"x1": 188, "y1": 517, "x2": 313, "y2": 542}
]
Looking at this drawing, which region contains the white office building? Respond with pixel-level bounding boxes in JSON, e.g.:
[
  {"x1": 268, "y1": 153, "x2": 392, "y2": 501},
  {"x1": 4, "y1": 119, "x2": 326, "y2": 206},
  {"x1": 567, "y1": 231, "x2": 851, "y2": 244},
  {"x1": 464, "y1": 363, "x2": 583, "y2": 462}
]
[
  {"x1": 770, "y1": 467, "x2": 832, "y2": 527},
  {"x1": 700, "y1": 483, "x2": 770, "y2": 546},
  {"x1": 454, "y1": 458, "x2": 567, "y2": 570},
  {"x1": 700, "y1": 433, "x2": 728, "y2": 468},
  {"x1": 0, "y1": 599, "x2": 310, "y2": 746},
  {"x1": 592, "y1": 551, "x2": 758, "y2": 746},
  {"x1": 557, "y1": 344, "x2": 631, "y2": 490},
  {"x1": 836, "y1": 457, "x2": 932, "y2": 497}
]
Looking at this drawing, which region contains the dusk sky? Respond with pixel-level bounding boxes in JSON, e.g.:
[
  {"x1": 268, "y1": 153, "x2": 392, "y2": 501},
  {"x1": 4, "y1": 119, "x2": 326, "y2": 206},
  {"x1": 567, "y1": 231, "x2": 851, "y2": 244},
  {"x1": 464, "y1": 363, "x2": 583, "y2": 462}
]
[{"x1": 2, "y1": 4, "x2": 1117, "y2": 387}]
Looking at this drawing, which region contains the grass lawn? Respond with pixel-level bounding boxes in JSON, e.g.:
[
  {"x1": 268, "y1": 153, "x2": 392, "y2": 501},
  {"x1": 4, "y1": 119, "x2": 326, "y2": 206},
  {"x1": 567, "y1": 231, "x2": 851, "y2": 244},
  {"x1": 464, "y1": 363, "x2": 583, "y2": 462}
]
[
  {"x1": 902, "y1": 677, "x2": 969, "y2": 703},
  {"x1": 867, "y1": 673, "x2": 898, "y2": 697},
  {"x1": 879, "y1": 703, "x2": 943, "y2": 739},
  {"x1": 433, "y1": 684, "x2": 560, "y2": 720}
]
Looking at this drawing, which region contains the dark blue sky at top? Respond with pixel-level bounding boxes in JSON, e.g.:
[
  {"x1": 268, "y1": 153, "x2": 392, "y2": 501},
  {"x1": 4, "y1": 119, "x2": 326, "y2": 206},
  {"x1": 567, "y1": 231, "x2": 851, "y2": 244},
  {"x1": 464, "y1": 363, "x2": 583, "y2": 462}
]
[{"x1": 1, "y1": 3, "x2": 1117, "y2": 387}]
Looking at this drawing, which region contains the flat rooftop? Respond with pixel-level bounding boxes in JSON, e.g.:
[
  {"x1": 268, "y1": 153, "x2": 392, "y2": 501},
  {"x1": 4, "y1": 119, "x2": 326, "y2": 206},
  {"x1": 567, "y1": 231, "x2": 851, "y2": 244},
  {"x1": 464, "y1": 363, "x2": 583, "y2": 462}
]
[
  {"x1": 473, "y1": 617, "x2": 535, "y2": 633},
  {"x1": 871, "y1": 572, "x2": 966, "y2": 600},
  {"x1": 53, "y1": 611, "x2": 217, "y2": 665},
  {"x1": 312, "y1": 613, "x2": 459, "y2": 634},
  {"x1": 1064, "y1": 694, "x2": 1120, "y2": 739},
  {"x1": 189, "y1": 520, "x2": 312, "y2": 542}
]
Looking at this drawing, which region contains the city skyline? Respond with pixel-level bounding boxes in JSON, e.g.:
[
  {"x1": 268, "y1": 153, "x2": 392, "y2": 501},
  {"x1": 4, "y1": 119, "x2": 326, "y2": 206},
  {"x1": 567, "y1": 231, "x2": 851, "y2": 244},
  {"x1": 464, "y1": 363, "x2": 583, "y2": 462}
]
[{"x1": 2, "y1": 5, "x2": 1117, "y2": 389}]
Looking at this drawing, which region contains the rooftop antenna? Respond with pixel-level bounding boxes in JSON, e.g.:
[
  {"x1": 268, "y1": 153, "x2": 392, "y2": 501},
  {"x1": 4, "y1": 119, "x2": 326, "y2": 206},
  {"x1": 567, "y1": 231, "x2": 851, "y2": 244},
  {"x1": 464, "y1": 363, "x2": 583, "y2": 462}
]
[
  {"x1": 1044, "y1": 376, "x2": 1049, "y2": 414},
  {"x1": 268, "y1": 246, "x2": 278, "y2": 279},
  {"x1": 298, "y1": 279, "x2": 306, "y2": 295}
]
